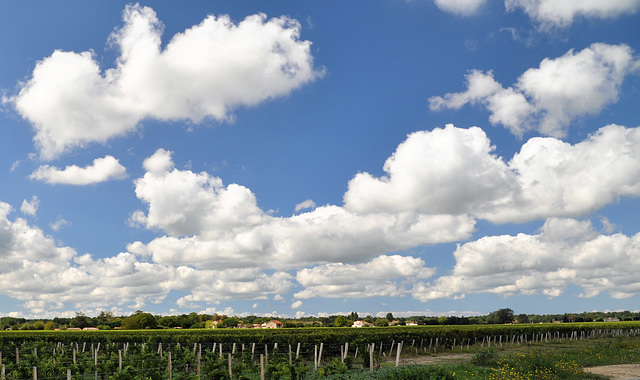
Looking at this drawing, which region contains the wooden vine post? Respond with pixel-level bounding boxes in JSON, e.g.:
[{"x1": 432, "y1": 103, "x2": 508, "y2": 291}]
[
  {"x1": 260, "y1": 354, "x2": 265, "y2": 380},
  {"x1": 369, "y1": 343, "x2": 374, "y2": 373}
]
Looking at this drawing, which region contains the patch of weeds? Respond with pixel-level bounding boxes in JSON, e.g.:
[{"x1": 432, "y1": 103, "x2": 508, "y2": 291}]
[{"x1": 471, "y1": 349, "x2": 498, "y2": 367}]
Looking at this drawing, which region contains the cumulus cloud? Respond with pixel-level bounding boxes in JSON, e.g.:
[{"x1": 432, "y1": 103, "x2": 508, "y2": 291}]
[
  {"x1": 130, "y1": 122, "x2": 640, "y2": 273},
  {"x1": 0, "y1": 200, "x2": 297, "y2": 315},
  {"x1": 8, "y1": 121, "x2": 640, "y2": 313},
  {"x1": 291, "y1": 300, "x2": 303, "y2": 309},
  {"x1": 129, "y1": 148, "x2": 475, "y2": 270},
  {"x1": 295, "y1": 255, "x2": 435, "y2": 299},
  {"x1": 346, "y1": 123, "x2": 640, "y2": 223},
  {"x1": 434, "y1": 0, "x2": 487, "y2": 16},
  {"x1": 429, "y1": 43, "x2": 638, "y2": 137},
  {"x1": 9, "y1": 4, "x2": 321, "y2": 160},
  {"x1": 21, "y1": 196, "x2": 40, "y2": 216},
  {"x1": 344, "y1": 125, "x2": 517, "y2": 217},
  {"x1": 0, "y1": 202, "x2": 78, "y2": 302},
  {"x1": 30, "y1": 156, "x2": 127, "y2": 185},
  {"x1": 506, "y1": 0, "x2": 640, "y2": 29},
  {"x1": 415, "y1": 218, "x2": 640, "y2": 301}
]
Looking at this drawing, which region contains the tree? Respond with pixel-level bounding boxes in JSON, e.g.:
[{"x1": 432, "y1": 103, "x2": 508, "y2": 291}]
[
  {"x1": 334, "y1": 315, "x2": 350, "y2": 327},
  {"x1": 220, "y1": 317, "x2": 240, "y2": 328},
  {"x1": 489, "y1": 308, "x2": 514, "y2": 324},
  {"x1": 374, "y1": 319, "x2": 389, "y2": 327},
  {"x1": 70, "y1": 314, "x2": 93, "y2": 329},
  {"x1": 386, "y1": 313, "x2": 394, "y2": 322},
  {"x1": 348, "y1": 312, "x2": 359, "y2": 321},
  {"x1": 121, "y1": 312, "x2": 157, "y2": 329},
  {"x1": 516, "y1": 314, "x2": 529, "y2": 324}
]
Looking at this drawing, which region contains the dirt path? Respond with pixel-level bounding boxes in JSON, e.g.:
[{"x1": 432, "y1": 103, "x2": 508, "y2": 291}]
[
  {"x1": 584, "y1": 364, "x2": 640, "y2": 379},
  {"x1": 393, "y1": 353, "x2": 474, "y2": 366},
  {"x1": 387, "y1": 353, "x2": 640, "y2": 379}
]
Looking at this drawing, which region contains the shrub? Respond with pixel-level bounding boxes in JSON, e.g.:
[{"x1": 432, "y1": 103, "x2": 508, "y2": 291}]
[{"x1": 471, "y1": 349, "x2": 498, "y2": 366}]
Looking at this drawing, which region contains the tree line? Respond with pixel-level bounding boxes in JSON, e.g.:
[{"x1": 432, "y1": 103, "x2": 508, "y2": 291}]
[{"x1": 1, "y1": 308, "x2": 639, "y2": 331}]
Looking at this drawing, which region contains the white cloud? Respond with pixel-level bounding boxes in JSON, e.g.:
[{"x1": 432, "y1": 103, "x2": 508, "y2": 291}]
[
  {"x1": 429, "y1": 43, "x2": 638, "y2": 137},
  {"x1": 291, "y1": 300, "x2": 303, "y2": 309},
  {"x1": 30, "y1": 156, "x2": 127, "y2": 185},
  {"x1": 10, "y1": 160, "x2": 21, "y2": 172},
  {"x1": 9, "y1": 121, "x2": 640, "y2": 314},
  {"x1": 0, "y1": 200, "x2": 296, "y2": 315},
  {"x1": 50, "y1": 217, "x2": 70, "y2": 232},
  {"x1": 345, "y1": 123, "x2": 640, "y2": 224},
  {"x1": 506, "y1": 0, "x2": 640, "y2": 29},
  {"x1": 21, "y1": 196, "x2": 39, "y2": 216},
  {"x1": 295, "y1": 199, "x2": 316, "y2": 212},
  {"x1": 434, "y1": 0, "x2": 487, "y2": 16},
  {"x1": 295, "y1": 255, "x2": 435, "y2": 299},
  {"x1": 10, "y1": 4, "x2": 322, "y2": 160},
  {"x1": 130, "y1": 148, "x2": 475, "y2": 270},
  {"x1": 129, "y1": 121, "x2": 640, "y2": 275},
  {"x1": 344, "y1": 125, "x2": 517, "y2": 217},
  {"x1": 415, "y1": 217, "x2": 640, "y2": 301},
  {"x1": 375, "y1": 309, "x2": 482, "y2": 318}
]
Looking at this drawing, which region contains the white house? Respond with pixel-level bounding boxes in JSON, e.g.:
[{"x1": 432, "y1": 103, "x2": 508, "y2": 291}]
[
  {"x1": 261, "y1": 320, "x2": 283, "y2": 328},
  {"x1": 351, "y1": 320, "x2": 373, "y2": 328}
]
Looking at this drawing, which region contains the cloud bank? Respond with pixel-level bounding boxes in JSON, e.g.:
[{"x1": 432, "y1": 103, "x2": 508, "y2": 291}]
[
  {"x1": 128, "y1": 148, "x2": 475, "y2": 270},
  {"x1": 10, "y1": 4, "x2": 321, "y2": 160},
  {"x1": 3, "y1": 122, "x2": 640, "y2": 315},
  {"x1": 415, "y1": 218, "x2": 640, "y2": 301}
]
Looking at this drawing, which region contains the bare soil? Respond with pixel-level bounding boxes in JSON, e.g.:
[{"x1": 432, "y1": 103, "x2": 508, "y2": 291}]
[{"x1": 584, "y1": 364, "x2": 640, "y2": 380}]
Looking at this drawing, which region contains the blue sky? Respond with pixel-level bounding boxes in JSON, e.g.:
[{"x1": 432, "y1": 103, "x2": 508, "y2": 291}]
[{"x1": 1, "y1": 0, "x2": 640, "y2": 319}]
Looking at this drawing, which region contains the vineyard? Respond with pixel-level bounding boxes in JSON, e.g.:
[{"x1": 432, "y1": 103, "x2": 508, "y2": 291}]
[{"x1": 0, "y1": 322, "x2": 639, "y2": 379}]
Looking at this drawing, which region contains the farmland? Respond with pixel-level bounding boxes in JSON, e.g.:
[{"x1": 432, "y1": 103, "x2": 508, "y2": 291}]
[{"x1": 1, "y1": 322, "x2": 640, "y2": 378}]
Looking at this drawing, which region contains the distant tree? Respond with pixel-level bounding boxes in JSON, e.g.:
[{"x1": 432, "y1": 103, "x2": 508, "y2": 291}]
[
  {"x1": 348, "y1": 312, "x2": 359, "y2": 321},
  {"x1": 489, "y1": 308, "x2": 514, "y2": 324},
  {"x1": 423, "y1": 318, "x2": 439, "y2": 325},
  {"x1": 334, "y1": 315, "x2": 350, "y2": 327},
  {"x1": 516, "y1": 314, "x2": 529, "y2": 324},
  {"x1": 122, "y1": 312, "x2": 157, "y2": 329},
  {"x1": 70, "y1": 314, "x2": 93, "y2": 329},
  {"x1": 32, "y1": 321, "x2": 45, "y2": 330},
  {"x1": 374, "y1": 319, "x2": 389, "y2": 327},
  {"x1": 386, "y1": 313, "x2": 394, "y2": 322},
  {"x1": 96, "y1": 311, "x2": 114, "y2": 326},
  {"x1": 220, "y1": 317, "x2": 240, "y2": 328}
]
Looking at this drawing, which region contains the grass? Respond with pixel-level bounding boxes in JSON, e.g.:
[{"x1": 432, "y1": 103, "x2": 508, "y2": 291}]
[
  {"x1": 307, "y1": 336, "x2": 640, "y2": 379},
  {"x1": 463, "y1": 336, "x2": 640, "y2": 379}
]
